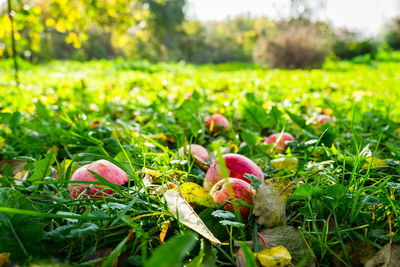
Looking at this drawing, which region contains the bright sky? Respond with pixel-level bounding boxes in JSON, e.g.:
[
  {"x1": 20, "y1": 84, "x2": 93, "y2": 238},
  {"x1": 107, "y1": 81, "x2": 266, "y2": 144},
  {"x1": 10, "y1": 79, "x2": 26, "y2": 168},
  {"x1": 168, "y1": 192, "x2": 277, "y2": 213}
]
[{"x1": 186, "y1": 0, "x2": 400, "y2": 36}]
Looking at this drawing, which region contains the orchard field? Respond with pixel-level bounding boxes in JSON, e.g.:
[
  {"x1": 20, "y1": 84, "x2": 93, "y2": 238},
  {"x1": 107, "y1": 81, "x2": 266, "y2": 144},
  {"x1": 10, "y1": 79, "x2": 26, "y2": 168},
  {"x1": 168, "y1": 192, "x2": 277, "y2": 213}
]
[{"x1": 1, "y1": 51, "x2": 400, "y2": 266}]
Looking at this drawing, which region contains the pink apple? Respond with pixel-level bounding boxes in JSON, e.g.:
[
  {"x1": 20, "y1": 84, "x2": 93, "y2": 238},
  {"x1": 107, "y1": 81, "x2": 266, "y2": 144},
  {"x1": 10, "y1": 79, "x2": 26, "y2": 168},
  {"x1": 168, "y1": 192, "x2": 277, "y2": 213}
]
[
  {"x1": 203, "y1": 153, "x2": 264, "y2": 191},
  {"x1": 306, "y1": 115, "x2": 333, "y2": 132},
  {"x1": 186, "y1": 144, "x2": 211, "y2": 170},
  {"x1": 69, "y1": 160, "x2": 129, "y2": 199},
  {"x1": 210, "y1": 178, "x2": 256, "y2": 218},
  {"x1": 263, "y1": 132, "x2": 294, "y2": 153},
  {"x1": 205, "y1": 114, "x2": 230, "y2": 134}
]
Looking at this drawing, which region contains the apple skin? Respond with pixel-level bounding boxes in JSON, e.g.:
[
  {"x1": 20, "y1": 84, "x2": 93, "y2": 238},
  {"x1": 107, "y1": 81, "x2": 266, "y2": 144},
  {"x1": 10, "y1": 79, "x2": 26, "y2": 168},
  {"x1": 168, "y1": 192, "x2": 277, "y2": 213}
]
[
  {"x1": 186, "y1": 144, "x2": 211, "y2": 170},
  {"x1": 203, "y1": 153, "x2": 264, "y2": 191},
  {"x1": 205, "y1": 114, "x2": 230, "y2": 134},
  {"x1": 263, "y1": 133, "x2": 294, "y2": 153},
  {"x1": 306, "y1": 115, "x2": 333, "y2": 132},
  {"x1": 210, "y1": 178, "x2": 256, "y2": 218},
  {"x1": 69, "y1": 160, "x2": 129, "y2": 199},
  {"x1": 187, "y1": 144, "x2": 210, "y2": 162}
]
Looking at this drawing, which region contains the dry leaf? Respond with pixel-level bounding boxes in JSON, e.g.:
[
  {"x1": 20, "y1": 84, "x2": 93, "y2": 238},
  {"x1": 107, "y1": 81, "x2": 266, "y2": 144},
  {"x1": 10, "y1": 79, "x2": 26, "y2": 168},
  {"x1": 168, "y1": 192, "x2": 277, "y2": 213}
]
[
  {"x1": 270, "y1": 157, "x2": 298, "y2": 170},
  {"x1": 255, "y1": 246, "x2": 292, "y2": 267},
  {"x1": 334, "y1": 240, "x2": 375, "y2": 266},
  {"x1": 176, "y1": 182, "x2": 216, "y2": 208},
  {"x1": 164, "y1": 190, "x2": 223, "y2": 245},
  {"x1": 0, "y1": 252, "x2": 11, "y2": 267},
  {"x1": 254, "y1": 226, "x2": 315, "y2": 266},
  {"x1": 253, "y1": 181, "x2": 287, "y2": 228},
  {"x1": 362, "y1": 157, "x2": 387, "y2": 169},
  {"x1": 365, "y1": 243, "x2": 400, "y2": 267},
  {"x1": 235, "y1": 248, "x2": 246, "y2": 267},
  {"x1": 0, "y1": 159, "x2": 27, "y2": 175},
  {"x1": 159, "y1": 221, "x2": 170, "y2": 244}
]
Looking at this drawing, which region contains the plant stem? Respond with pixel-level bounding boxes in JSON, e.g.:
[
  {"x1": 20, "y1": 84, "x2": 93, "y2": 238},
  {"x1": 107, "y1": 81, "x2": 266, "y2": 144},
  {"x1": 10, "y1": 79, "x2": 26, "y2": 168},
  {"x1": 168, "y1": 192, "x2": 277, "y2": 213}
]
[{"x1": 7, "y1": 0, "x2": 19, "y2": 85}]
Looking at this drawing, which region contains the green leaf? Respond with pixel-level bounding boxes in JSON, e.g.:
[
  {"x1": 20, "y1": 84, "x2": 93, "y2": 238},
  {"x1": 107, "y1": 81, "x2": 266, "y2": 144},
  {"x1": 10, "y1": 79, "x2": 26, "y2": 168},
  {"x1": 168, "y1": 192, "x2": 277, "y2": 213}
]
[
  {"x1": 244, "y1": 173, "x2": 263, "y2": 189},
  {"x1": 0, "y1": 188, "x2": 44, "y2": 262},
  {"x1": 145, "y1": 232, "x2": 198, "y2": 267},
  {"x1": 326, "y1": 184, "x2": 346, "y2": 200},
  {"x1": 211, "y1": 210, "x2": 236, "y2": 219},
  {"x1": 292, "y1": 184, "x2": 324, "y2": 200},
  {"x1": 238, "y1": 242, "x2": 257, "y2": 267},
  {"x1": 241, "y1": 129, "x2": 259, "y2": 147},
  {"x1": 102, "y1": 233, "x2": 130, "y2": 267},
  {"x1": 28, "y1": 150, "x2": 57, "y2": 181},
  {"x1": 219, "y1": 220, "x2": 245, "y2": 227}
]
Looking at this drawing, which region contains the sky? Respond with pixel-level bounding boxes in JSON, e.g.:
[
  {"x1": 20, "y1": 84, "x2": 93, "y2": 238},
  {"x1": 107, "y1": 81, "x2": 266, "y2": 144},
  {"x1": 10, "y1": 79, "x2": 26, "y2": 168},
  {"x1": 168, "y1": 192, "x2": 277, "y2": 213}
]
[{"x1": 186, "y1": 0, "x2": 400, "y2": 36}]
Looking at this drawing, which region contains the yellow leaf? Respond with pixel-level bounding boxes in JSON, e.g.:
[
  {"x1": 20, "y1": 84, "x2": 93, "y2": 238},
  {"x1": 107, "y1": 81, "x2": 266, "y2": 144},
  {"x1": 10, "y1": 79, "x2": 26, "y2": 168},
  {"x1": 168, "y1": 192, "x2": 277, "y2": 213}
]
[
  {"x1": 159, "y1": 221, "x2": 170, "y2": 244},
  {"x1": 0, "y1": 136, "x2": 5, "y2": 150},
  {"x1": 32, "y1": 6, "x2": 42, "y2": 15},
  {"x1": 270, "y1": 157, "x2": 298, "y2": 170},
  {"x1": 176, "y1": 182, "x2": 216, "y2": 208},
  {"x1": 362, "y1": 157, "x2": 387, "y2": 169},
  {"x1": 255, "y1": 246, "x2": 292, "y2": 267},
  {"x1": 45, "y1": 18, "x2": 56, "y2": 27},
  {"x1": 0, "y1": 252, "x2": 11, "y2": 266}
]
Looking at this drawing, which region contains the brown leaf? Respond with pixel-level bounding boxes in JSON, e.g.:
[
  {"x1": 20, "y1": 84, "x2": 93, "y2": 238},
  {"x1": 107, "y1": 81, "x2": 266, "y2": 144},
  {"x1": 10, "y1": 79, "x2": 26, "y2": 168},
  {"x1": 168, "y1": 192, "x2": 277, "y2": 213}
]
[
  {"x1": 0, "y1": 252, "x2": 11, "y2": 267},
  {"x1": 164, "y1": 190, "x2": 223, "y2": 245},
  {"x1": 235, "y1": 247, "x2": 246, "y2": 267},
  {"x1": 0, "y1": 159, "x2": 27, "y2": 175},
  {"x1": 253, "y1": 181, "x2": 287, "y2": 228},
  {"x1": 365, "y1": 243, "x2": 400, "y2": 267},
  {"x1": 257, "y1": 226, "x2": 315, "y2": 266},
  {"x1": 334, "y1": 240, "x2": 375, "y2": 267}
]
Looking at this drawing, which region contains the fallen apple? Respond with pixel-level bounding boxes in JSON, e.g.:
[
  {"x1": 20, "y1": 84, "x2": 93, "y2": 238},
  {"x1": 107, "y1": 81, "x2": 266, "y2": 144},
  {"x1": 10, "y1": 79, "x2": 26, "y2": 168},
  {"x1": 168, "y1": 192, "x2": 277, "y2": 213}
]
[
  {"x1": 306, "y1": 114, "x2": 333, "y2": 132},
  {"x1": 263, "y1": 132, "x2": 294, "y2": 153},
  {"x1": 203, "y1": 153, "x2": 264, "y2": 191},
  {"x1": 69, "y1": 160, "x2": 129, "y2": 199},
  {"x1": 205, "y1": 114, "x2": 230, "y2": 134},
  {"x1": 210, "y1": 178, "x2": 256, "y2": 218},
  {"x1": 183, "y1": 144, "x2": 211, "y2": 170}
]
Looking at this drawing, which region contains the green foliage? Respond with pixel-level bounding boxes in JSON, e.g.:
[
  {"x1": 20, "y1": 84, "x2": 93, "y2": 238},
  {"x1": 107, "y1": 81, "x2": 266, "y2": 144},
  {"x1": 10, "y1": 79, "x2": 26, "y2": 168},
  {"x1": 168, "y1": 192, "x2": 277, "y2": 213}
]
[
  {"x1": 0, "y1": 188, "x2": 44, "y2": 262},
  {"x1": 333, "y1": 39, "x2": 378, "y2": 60},
  {"x1": 0, "y1": 54, "x2": 400, "y2": 266},
  {"x1": 145, "y1": 231, "x2": 198, "y2": 267}
]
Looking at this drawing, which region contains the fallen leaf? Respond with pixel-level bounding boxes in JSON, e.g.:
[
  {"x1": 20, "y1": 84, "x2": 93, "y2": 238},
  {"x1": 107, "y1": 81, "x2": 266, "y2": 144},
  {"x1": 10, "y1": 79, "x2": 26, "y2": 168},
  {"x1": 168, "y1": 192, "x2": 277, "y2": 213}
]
[
  {"x1": 365, "y1": 243, "x2": 400, "y2": 267},
  {"x1": 335, "y1": 240, "x2": 375, "y2": 266},
  {"x1": 270, "y1": 157, "x2": 298, "y2": 170},
  {"x1": 255, "y1": 246, "x2": 292, "y2": 267},
  {"x1": 0, "y1": 252, "x2": 11, "y2": 267},
  {"x1": 265, "y1": 177, "x2": 292, "y2": 201},
  {"x1": 0, "y1": 159, "x2": 27, "y2": 176},
  {"x1": 362, "y1": 157, "x2": 387, "y2": 169},
  {"x1": 159, "y1": 221, "x2": 170, "y2": 244},
  {"x1": 253, "y1": 181, "x2": 287, "y2": 228},
  {"x1": 253, "y1": 226, "x2": 315, "y2": 266},
  {"x1": 164, "y1": 190, "x2": 223, "y2": 245},
  {"x1": 175, "y1": 182, "x2": 216, "y2": 208}
]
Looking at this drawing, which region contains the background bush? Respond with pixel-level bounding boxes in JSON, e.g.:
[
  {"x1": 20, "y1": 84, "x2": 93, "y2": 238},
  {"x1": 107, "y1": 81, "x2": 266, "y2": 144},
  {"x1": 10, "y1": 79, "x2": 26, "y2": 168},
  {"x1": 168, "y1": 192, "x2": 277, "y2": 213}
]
[
  {"x1": 253, "y1": 21, "x2": 332, "y2": 68},
  {"x1": 385, "y1": 17, "x2": 400, "y2": 50}
]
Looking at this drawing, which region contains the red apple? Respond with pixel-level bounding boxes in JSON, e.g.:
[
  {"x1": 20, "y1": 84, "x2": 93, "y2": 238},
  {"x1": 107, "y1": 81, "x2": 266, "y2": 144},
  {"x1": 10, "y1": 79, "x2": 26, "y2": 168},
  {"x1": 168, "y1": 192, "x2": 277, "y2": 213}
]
[
  {"x1": 263, "y1": 132, "x2": 294, "y2": 153},
  {"x1": 69, "y1": 160, "x2": 129, "y2": 199},
  {"x1": 203, "y1": 153, "x2": 264, "y2": 191},
  {"x1": 306, "y1": 115, "x2": 333, "y2": 132},
  {"x1": 186, "y1": 144, "x2": 211, "y2": 170},
  {"x1": 205, "y1": 114, "x2": 230, "y2": 134},
  {"x1": 210, "y1": 178, "x2": 256, "y2": 218}
]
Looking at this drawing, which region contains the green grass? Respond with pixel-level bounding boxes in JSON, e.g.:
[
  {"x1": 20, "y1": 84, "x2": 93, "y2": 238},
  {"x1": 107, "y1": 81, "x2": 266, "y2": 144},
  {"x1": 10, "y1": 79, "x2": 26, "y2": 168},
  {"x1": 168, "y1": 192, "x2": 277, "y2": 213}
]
[{"x1": 0, "y1": 51, "x2": 400, "y2": 266}]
